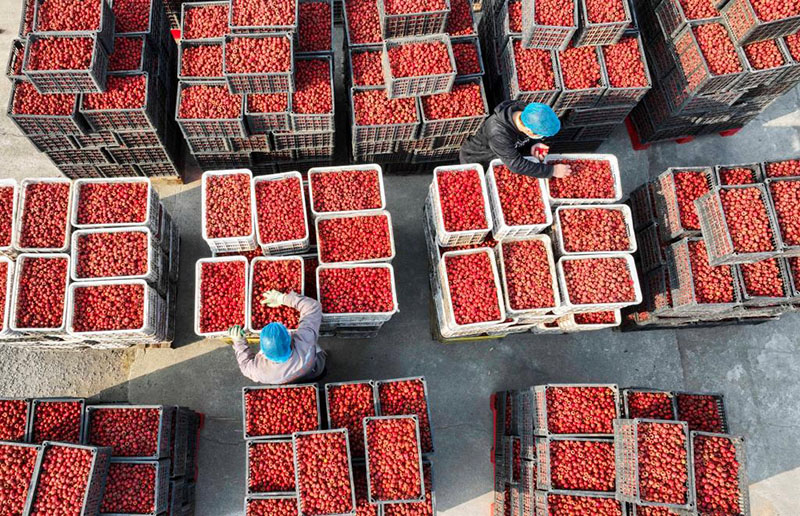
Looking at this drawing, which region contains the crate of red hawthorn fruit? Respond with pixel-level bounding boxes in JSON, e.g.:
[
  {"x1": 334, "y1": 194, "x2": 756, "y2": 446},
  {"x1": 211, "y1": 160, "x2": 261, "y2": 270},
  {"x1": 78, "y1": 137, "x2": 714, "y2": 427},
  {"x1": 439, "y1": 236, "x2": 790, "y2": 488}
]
[
  {"x1": 694, "y1": 184, "x2": 781, "y2": 266},
  {"x1": 195, "y1": 256, "x2": 248, "y2": 337},
  {"x1": 635, "y1": 224, "x2": 666, "y2": 273},
  {"x1": 534, "y1": 435, "x2": 616, "y2": 492},
  {"x1": 252, "y1": 172, "x2": 310, "y2": 255},
  {"x1": 309, "y1": 165, "x2": 387, "y2": 218},
  {"x1": 84, "y1": 404, "x2": 173, "y2": 460},
  {"x1": 22, "y1": 34, "x2": 110, "y2": 94},
  {"x1": 670, "y1": 23, "x2": 747, "y2": 96},
  {"x1": 100, "y1": 458, "x2": 170, "y2": 515},
  {"x1": 0, "y1": 440, "x2": 40, "y2": 513},
  {"x1": 176, "y1": 82, "x2": 247, "y2": 139},
  {"x1": 202, "y1": 169, "x2": 257, "y2": 253},
  {"x1": 451, "y1": 36, "x2": 484, "y2": 79},
  {"x1": 520, "y1": 0, "x2": 578, "y2": 50},
  {"x1": 438, "y1": 248, "x2": 507, "y2": 331},
  {"x1": 7, "y1": 80, "x2": 88, "y2": 136},
  {"x1": 364, "y1": 415, "x2": 425, "y2": 503},
  {"x1": 430, "y1": 164, "x2": 493, "y2": 247},
  {"x1": 15, "y1": 177, "x2": 73, "y2": 253},
  {"x1": 223, "y1": 33, "x2": 294, "y2": 94},
  {"x1": 0, "y1": 179, "x2": 18, "y2": 257},
  {"x1": 714, "y1": 163, "x2": 763, "y2": 185},
  {"x1": 655, "y1": 0, "x2": 722, "y2": 40},
  {"x1": 246, "y1": 438, "x2": 296, "y2": 496},
  {"x1": 496, "y1": 0, "x2": 522, "y2": 47},
  {"x1": 316, "y1": 263, "x2": 399, "y2": 325},
  {"x1": 734, "y1": 257, "x2": 793, "y2": 306},
  {"x1": 689, "y1": 431, "x2": 750, "y2": 516},
  {"x1": 24, "y1": 441, "x2": 111, "y2": 516},
  {"x1": 557, "y1": 310, "x2": 622, "y2": 331},
  {"x1": 573, "y1": 0, "x2": 632, "y2": 46},
  {"x1": 0, "y1": 398, "x2": 32, "y2": 441},
  {"x1": 178, "y1": 40, "x2": 224, "y2": 83},
  {"x1": 316, "y1": 211, "x2": 396, "y2": 265},
  {"x1": 738, "y1": 38, "x2": 794, "y2": 89},
  {"x1": 382, "y1": 35, "x2": 457, "y2": 99},
  {"x1": 70, "y1": 227, "x2": 162, "y2": 283},
  {"x1": 242, "y1": 384, "x2": 322, "y2": 439},
  {"x1": 614, "y1": 418, "x2": 695, "y2": 510},
  {"x1": 777, "y1": 37, "x2": 800, "y2": 83},
  {"x1": 31, "y1": 0, "x2": 115, "y2": 54},
  {"x1": 292, "y1": 428, "x2": 358, "y2": 515},
  {"x1": 675, "y1": 391, "x2": 729, "y2": 432},
  {"x1": 296, "y1": 0, "x2": 334, "y2": 55},
  {"x1": 552, "y1": 204, "x2": 636, "y2": 256},
  {"x1": 534, "y1": 491, "x2": 626, "y2": 516},
  {"x1": 531, "y1": 384, "x2": 620, "y2": 437},
  {"x1": 9, "y1": 253, "x2": 70, "y2": 334},
  {"x1": 245, "y1": 93, "x2": 291, "y2": 133},
  {"x1": 763, "y1": 158, "x2": 800, "y2": 179},
  {"x1": 324, "y1": 380, "x2": 377, "y2": 457},
  {"x1": 180, "y1": 1, "x2": 230, "y2": 41},
  {"x1": 655, "y1": 167, "x2": 715, "y2": 242},
  {"x1": 622, "y1": 388, "x2": 677, "y2": 419},
  {"x1": 722, "y1": 0, "x2": 800, "y2": 44},
  {"x1": 350, "y1": 88, "x2": 421, "y2": 142},
  {"x1": 247, "y1": 256, "x2": 304, "y2": 334},
  {"x1": 291, "y1": 55, "x2": 335, "y2": 132},
  {"x1": 418, "y1": 78, "x2": 489, "y2": 137},
  {"x1": 495, "y1": 236, "x2": 560, "y2": 320},
  {"x1": 599, "y1": 35, "x2": 652, "y2": 105},
  {"x1": 553, "y1": 45, "x2": 609, "y2": 111},
  {"x1": 7, "y1": 39, "x2": 26, "y2": 81},
  {"x1": 765, "y1": 177, "x2": 800, "y2": 257},
  {"x1": 556, "y1": 253, "x2": 641, "y2": 312},
  {"x1": 376, "y1": 0, "x2": 450, "y2": 38},
  {"x1": 245, "y1": 495, "x2": 299, "y2": 515},
  {"x1": 501, "y1": 38, "x2": 562, "y2": 105},
  {"x1": 375, "y1": 377, "x2": 435, "y2": 455},
  {"x1": 543, "y1": 154, "x2": 622, "y2": 205},
  {"x1": 28, "y1": 398, "x2": 85, "y2": 444},
  {"x1": 348, "y1": 46, "x2": 388, "y2": 90},
  {"x1": 229, "y1": 0, "x2": 299, "y2": 33},
  {"x1": 0, "y1": 257, "x2": 17, "y2": 337}
]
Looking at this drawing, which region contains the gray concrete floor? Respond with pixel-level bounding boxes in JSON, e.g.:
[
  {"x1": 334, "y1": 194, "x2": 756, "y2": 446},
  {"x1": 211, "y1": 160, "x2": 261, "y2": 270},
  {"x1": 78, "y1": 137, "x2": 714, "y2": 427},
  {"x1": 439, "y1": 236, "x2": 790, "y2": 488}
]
[{"x1": 2, "y1": 0, "x2": 800, "y2": 513}]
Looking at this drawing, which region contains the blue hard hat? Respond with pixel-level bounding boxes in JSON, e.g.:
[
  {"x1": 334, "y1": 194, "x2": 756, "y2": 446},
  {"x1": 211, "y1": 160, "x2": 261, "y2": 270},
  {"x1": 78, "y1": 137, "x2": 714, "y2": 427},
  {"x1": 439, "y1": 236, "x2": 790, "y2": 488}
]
[
  {"x1": 260, "y1": 323, "x2": 292, "y2": 363},
  {"x1": 520, "y1": 103, "x2": 561, "y2": 137}
]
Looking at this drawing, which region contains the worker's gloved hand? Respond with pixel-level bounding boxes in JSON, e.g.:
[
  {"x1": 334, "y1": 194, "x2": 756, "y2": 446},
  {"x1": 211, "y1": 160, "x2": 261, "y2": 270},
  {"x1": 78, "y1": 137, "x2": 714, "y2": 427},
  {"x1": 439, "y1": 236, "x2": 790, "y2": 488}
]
[
  {"x1": 227, "y1": 325, "x2": 245, "y2": 341},
  {"x1": 531, "y1": 143, "x2": 550, "y2": 162},
  {"x1": 261, "y1": 290, "x2": 286, "y2": 308},
  {"x1": 552, "y1": 164, "x2": 573, "y2": 178}
]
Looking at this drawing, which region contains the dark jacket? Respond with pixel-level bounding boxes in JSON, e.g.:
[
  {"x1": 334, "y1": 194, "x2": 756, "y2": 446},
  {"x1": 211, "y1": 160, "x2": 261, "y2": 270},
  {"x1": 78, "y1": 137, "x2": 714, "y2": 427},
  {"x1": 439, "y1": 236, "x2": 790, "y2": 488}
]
[{"x1": 459, "y1": 100, "x2": 554, "y2": 179}]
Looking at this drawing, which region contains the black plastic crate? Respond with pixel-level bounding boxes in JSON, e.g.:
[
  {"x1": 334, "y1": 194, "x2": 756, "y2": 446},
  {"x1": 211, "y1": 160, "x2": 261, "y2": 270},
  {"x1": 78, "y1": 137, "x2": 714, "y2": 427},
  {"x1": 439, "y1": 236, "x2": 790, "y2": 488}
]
[
  {"x1": 136, "y1": 161, "x2": 180, "y2": 178},
  {"x1": 628, "y1": 181, "x2": 658, "y2": 230},
  {"x1": 59, "y1": 164, "x2": 104, "y2": 178},
  {"x1": 23, "y1": 33, "x2": 109, "y2": 94},
  {"x1": 520, "y1": 0, "x2": 578, "y2": 50},
  {"x1": 28, "y1": 398, "x2": 85, "y2": 444},
  {"x1": 675, "y1": 391, "x2": 730, "y2": 432},
  {"x1": 688, "y1": 432, "x2": 751, "y2": 516},
  {"x1": 347, "y1": 45, "x2": 386, "y2": 90},
  {"x1": 83, "y1": 404, "x2": 173, "y2": 459},
  {"x1": 73, "y1": 130, "x2": 120, "y2": 149},
  {"x1": 244, "y1": 93, "x2": 291, "y2": 133},
  {"x1": 451, "y1": 35, "x2": 485, "y2": 79},
  {"x1": 223, "y1": 33, "x2": 294, "y2": 94},
  {"x1": 180, "y1": 1, "x2": 230, "y2": 41},
  {"x1": 186, "y1": 136, "x2": 231, "y2": 154},
  {"x1": 738, "y1": 37, "x2": 795, "y2": 89},
  {"x1": 46, "y1": 147, "x2": 112, "y2": 165},
  {"x1": 599, "y1": 34, "x2": 652, "y2": 106},
  {"x1": 229, "y1": 0, "x2": 299, "y2": 33},
  {"x1": 176, "y1": 81, "x2": 247, "y2": 138},
  {"x1": 419, "y1": 77, "x2": 489, "y2": 137},
  {"x1": 363, "y1": 415, "x2": 425, "y2": 503},
  {"x1": 178, "y1": 40, "x2": 225, "y2": 82},
  {"x1": 80, "y1": 72, "x2": 162, "y2": 132},
  {"x1": 722, "y1": 0, "x2": 800, "y2": 44},
  {"x1": 114, "y1": 129, "x2": 165, "y2": 148},
  {"x1": 32, "y1": 0, "x2": 115, "y2": 54},
  {"x1": 411, "y1": 147, "x2": 460, "y2": 163},
  {"x1": 777, "y1": 37, "x2": 800, "y2": 83},
  {"x1": 108, "y1": 145, "x2": 176, "y2": 165},
  {"x1": 170, "y1": 407, "x2": 190, "y2": 479},
  {"x1": 577, "y1": 122, "x2": 617, "y2": 140},
  {"x1": 735, "y1": 257, "x2": 793, "y2": 306},
  {"x1": 671, "y1": 23, "x2": 747, "y2": 96},
  {"x1": 655, "y1": 167, "x2": 715, "y2": 241},
  {"x1": 553, "y1": 45, "x2": 609, "y2": 111},
  {"x1": 297, "y1": 0, "x2": 335, "y2": 55},
  {"x1": 350, "y1": 88, "x2": 421, "y2": 141},
  {"x1": 573, "y1": 0, "x2": 632, "y2": 46},
  {"x1": 566, "y1": 104, "x2": 631, "y2": 126},
  {"x1": 246, "y1": 438, "x2": 296, "y2": 496},
  {"x1": 6, "y1": 39, "x2": 26, "y2": 81},
  {"x1": 28, "y1": 133, "x2": 78, "y2": 152},
  {"x1": 535, "y1": 435, "x2": 616, "y2": 492},
  {"x1": 377, "y1": 0, "x2": 449, "y2": 38},
  {"x1": 7, "y1": 80, "x2": 88, "y2": 136},
  {"x1": 273, "y1": 130, "x2": 334, "y2": 150},
  {"x1": 18, "y1": 0, "x2": 36, "y2": 39},
  {"x1": 534, "y1": 491, "x2": 628, "y2": 516},
  {"x1": 382, "y1": 35, "x2": 457, "y2": 98},
  {"x1": 495, "y1": 0, "x2": 522, "y2": 52},
  {"x1": 230, "y1": 135, "x2": 272, "y2": 152},
  {"x1": 241, "y1": 384, "x2": 321, "y2": 440},
  {"x1": 636, "y1": 223, "x2": 667, "y2": 273},
  {"x1": 531, "y1": 384, "x2": 621, "y2": 437},
  {"x1": 622, "y1": 388, "x2": 677, "y2": 419},
  {"x1": 291, "y1": 55, "x2": 335, "y2": 131},
  {"x1": 104, "y1": 458, "x2": 171, "y2": 515},
  {"x1": 114, "y1": 0, "x2": 165, "y2": 40},
  {"x1": 662, "y1": 74, "x2": 745, "y2": 116},
  {"x1": 0, "y1": 397, "x2": 32, "y2": 442},
  {"x1": 295, "y1": 146, "x2": 335, "y2": 160},
  {"x1": 655, "y1": 0, "x2": 722, "y2": 40},
  {"x1": 433, "y1": 132, "x2": 471, "y2": 148},
  {"x1": 501, "y1": 37, "x2": 562, "y2": 105},
  {"x1": 96, "y1": 163, "x2": 141, "y2": 177}
]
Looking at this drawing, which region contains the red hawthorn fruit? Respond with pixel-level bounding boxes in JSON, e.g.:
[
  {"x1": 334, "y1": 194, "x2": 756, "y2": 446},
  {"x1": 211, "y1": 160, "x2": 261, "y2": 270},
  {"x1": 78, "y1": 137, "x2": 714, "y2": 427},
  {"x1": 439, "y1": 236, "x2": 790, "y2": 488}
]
[
  {"x1": 688, "y1": 240, "x2": 736, "y2": 304},
  {"x1": 447, "y1": 0, "x2": 474, "y2": 35},
  {"x1": 248, "y1": 440, "x2": 295, "y2": 493},
  {"x1": 21, "y1": 0, "x2": 35, "y2": 37},
  {"x1": 672, "y1": 170, "x2": 710, "y2": 230},
  {"x1": 109, "y1": 36, "x2": 144, "y2": 71},
  {"x1": 183, "y1": 3, "x2": 229, "y2": 39},
  {"x1": 626, "y1": 391, "x2": 674, "y2": 420},
  {"x1": 353, "y1": 466, "x2": 379, "y2": 516},
  {"x1": 30, "y1": 445, "x2": 93, "y2": 516},
  {"x1": 248, "y1": 92, "x2": 289, "y2": 113},
  {"x1": 585, "y1": 0, "x2": 626, "y2": 23},
  {"x1": 545, "y1": 386, "x2": 617, "y2": 434},
  {"x1": 718, "y1": 167, "x2": 757, "y2": 185},
  {"x1": 76, "y1": 181, "x2": 149, "y2": 225},
  {"x1": 493, "y1": 164, "x2": 547, "y2": 226},
  {"x1": 83, "y1": 75, "x2": 146, "y2": 110},
  {"x1": 366, "y1": 417, "x2": 423, "y2": 501},
  {"x1": 676, "y1": 393, "x2": 725, "y2": 432},
  {"x1": 444, "y1": 251, "x2": 501, "y2": 324},
  {"x1": 551, "y1": 439, "x2": 615, "y2": 491},
  {"x1": 602, "y1": 37, "x2": 648, "y2": 88},
  {"x1": 32, "y1": 400, "x2": 83, "y2": 443},
  {"x1": 768, "y1": 180, "x2": 800, "y2": 245},
  {"x1": 751, "y1": 0, "x2": 800, "y2": 21},
  {"x1": 0, "y1": 263, "x2": 7, "y2": 331},
  {"x1": 421, "y1": 82, "x2": 485, "y2": 120},
  {"x1": 719, "y1": 187, "x2": 775, "y2": 253},
  {"x1": 678, "y1": 0, "x2": 718, "y2": 19},
  {"x1": 113, "y1": 0, "x2": 153, "y2": 32},
  {"x1": 12, "y1": 81, "x2": 75, "y2": 115},
  {"x1": 100, "y1": 462, "x2": 156, "y2": 513},
  {"x1": 384, "y1": 0, "x2": 445, "y2": 13},
  {"x1": 693, "y1": 435, "x2": 742, "y2": 514},
  {"x1": 318, "y1": 267, "x2": 395, "y2": 313},
  {"x1": 199, "y1": 260, "x2": 246, "y2": 333},
  {"x1": 740, "y1": 259, "x2": 785, "y2": 298},
  {"x1": 0, "y1": 187, "x2": 13, "y2": 247},
  {"x1": 388, "y1": 41, "x2": 453, "y2": 78},
  {"x1": 634, "y1": 507, "x2": 674, "y2": 516},
  {"x1": 255, "y1": 176, "x2": 306, "y2": 244},
  {"x1": 36, "y1": 0, "x2": 101, "y2": 31},
  {"x1": 785, "y1": 32, "x2": 800, "y2": 61},
  {"x1": 231, "y1": 0, "x2": 296, "y2": 27},
  {"x1": 88, "y1": 407, "x2": 161, "y2": 457},
  {"x1": 508, "y1": 0, "x2": 522, "y2": 31},
  {"x1": 19, "y1": 182, "x2": 69, "y2": 249},
  {"x1": 205, "y1": 173, "x2": 252, "y2": 238},
  {"x1": 744, "y1": 39, "x2": 785, "y2": 70},
  {"x1": 558, "y1": 45, "x2": 602, "y2": 90},
  {"x1": 512, "y1": 40, "x2": 557, "y2": 92},
  {"x1": 351, "y1": 49, "x2": 384, "y2": 86},
  {"x1": 452, "y1": 41, "x2": 482, "y2": 76},
  {"x1": 318, "y1": 214, "x2": 392, "y2": 263},
  {"x1": 547, "y1": 494, "x2": 622, "y2": 516},
  {"x1": 562, "y1": 257, "x2": 636, "y2": 305},
  {"x1": 327, "y1": 382, "x2": 376, "y2": 456},
  {"x1": 573, "y1": 310, "x2": 616, "y2": 324},
  {"x1": 501, "y1": 239, "x2": 556, "y2": 311},
  {"x1": 299, "y1": 1, "x2": 333, "y2": 52},
  {"x1": 250, "y1": 259, "x2": 302, "y2": 330},
  {"x1": 383, "y1": 462, "x2": 433, "y2": 516},
  {"x1": 0, "y1": 399, "x2": 28, "y2": 441},
  {"x1": 534, "y1": 0, "x2": 574, "y2": 26},
  {"x1": 26, "y1": 36, "x2": 94, "y2": 71},
  {"x1": 637, "y1": 422, "x2": 688, "y2": 505},
  {"x1": 436, "y1": 168, "x2": 488, "y2": 232},
  {"x1": 790, "y1": 257, "x2": 800, "y2": 290},
  {"x1": 295, "y1": 431, "x2": 355, "y2": 515},
  {"x1": 378, "y1": 379, "x2": 434, "y2": 454},
  {"x1": 353, "y1": 89, "x2": 418, "y2": 125},
  {"x1": 0, "y1": 443, "x2": 38, "y2": 513},
  {"x1": 247, "y1": 497, "x2": 297, "y2": 516},
  {"x1": 179, "y1": 84, "x2": 242, "y2": 119},
  {"x1": 304, "y1": 256, "x2": 319, "y2": 299},
  {"x1": 292, "y1": 59, "x2": 333, "y2": 114},
  {"x1": 244, "y1": 386, "x2": 319, "y2": 437},
  {"x1": 693, "y1": 23, "x2": 742, "y2": 76},
  {"x1": 226, "y1": 36, "x2": 292, "y2": 74},
  {"x1": 345, "y1": 0, "x2": 382, "y2": 45},
  {"x1": 765, "y1": 159, "x2": 800, "y2": 178},
  {"x1": 559, "y1": 207, "x2": 630, "y2": 252},
  {"x1": 181, "y1": 43, "x2": 224, "y2": 78},
  {"x1": 548, "y1": 159, "x2": 615, "y2": 200},
  {"x1": 15, "y1": 256, "x2": 68, "y2": 329},
  {"x1": 72, "y1": 283, "x2": 145, "y2": 332}
]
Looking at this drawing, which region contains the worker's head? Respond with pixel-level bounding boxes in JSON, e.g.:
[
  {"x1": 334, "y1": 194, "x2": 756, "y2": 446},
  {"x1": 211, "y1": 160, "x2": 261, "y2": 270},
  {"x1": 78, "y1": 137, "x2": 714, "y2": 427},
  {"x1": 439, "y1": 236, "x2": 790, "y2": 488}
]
[
  {"x1": 259, "y1": 323, "x2": 292, "y2": 363},
  {"x1": 519, "y1": 103, "x2": 561, "y2": 139}
]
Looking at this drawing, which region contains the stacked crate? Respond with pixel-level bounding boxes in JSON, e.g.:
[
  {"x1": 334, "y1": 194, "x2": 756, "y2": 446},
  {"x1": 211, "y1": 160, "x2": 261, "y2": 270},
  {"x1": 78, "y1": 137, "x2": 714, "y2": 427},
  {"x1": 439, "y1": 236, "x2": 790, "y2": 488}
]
[
  {"x1": 630, "y1": 0, "x2": 800, "y2": 144},
  {"x1": 177, "y1": 0, "x2": 335, "y2": 174},
  {"x1": 344, "y1": 0, "x2": 490, "y2": 168},
  {"x1": 6, "y1": 0, "x2": 184, "y2": 180},
  {"x1": 492, "y1": 386, "x2": 749, "y2": 516},
  {"x1": 0, "y1": 177, "x2": 180, "y2": 349},
  {"x1": 623, "y1": 158, "x2": 800, "y2": 330},
  {"x1": 480, "y1": 0, "x2": 650, "y2": 152},
  {"x1": 425, "y1": 156, "x2": 642, "y2": 340}
]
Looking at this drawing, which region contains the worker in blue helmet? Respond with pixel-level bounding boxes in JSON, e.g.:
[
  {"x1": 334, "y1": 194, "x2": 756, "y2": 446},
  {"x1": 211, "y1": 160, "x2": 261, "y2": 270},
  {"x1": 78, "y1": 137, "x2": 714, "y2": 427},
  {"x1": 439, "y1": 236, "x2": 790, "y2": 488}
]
[
  {"x1": 227, "y1": 290, "x2": 326, "y2": 384},
  {"x1": 460, "y1": 101, "x2": 572, "y2": 179}
]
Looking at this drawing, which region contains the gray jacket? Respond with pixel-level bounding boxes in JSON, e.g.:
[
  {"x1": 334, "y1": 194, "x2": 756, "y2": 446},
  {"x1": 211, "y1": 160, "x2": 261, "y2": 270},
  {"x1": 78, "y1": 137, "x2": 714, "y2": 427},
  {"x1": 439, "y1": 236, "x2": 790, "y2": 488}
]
[{"x1": 232, "y1": 292, "x2": 326, "y2": 384}]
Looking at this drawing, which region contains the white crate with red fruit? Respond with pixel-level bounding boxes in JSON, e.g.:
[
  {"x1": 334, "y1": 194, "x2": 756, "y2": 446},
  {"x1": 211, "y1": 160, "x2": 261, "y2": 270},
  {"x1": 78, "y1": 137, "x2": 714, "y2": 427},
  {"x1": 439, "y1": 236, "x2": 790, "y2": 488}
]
[
  {"x1": 555, "y1": 253, "x2": 642, "y2": 313},
  {"x1": 486, "y1": 158, "x2": 552, "y2": 239},
  {"x1": 201, "y1": 169, "x2": 257, "y2": 253},
  {"x1": 71, "y1": 177, "x2": 160, "y2": 233},
  {"x1": 438, "y1": 248, "x2": 507, "y2": 333},
  {"x1": 0, "y1": 257, "x2": 17, "y2": 338},
  {"x1": 551, "y1": 204, "x2": 637, "y2": 256},
  {"x1": 195, "y1": 256, "x2": 249, "y2": 338},
  {"x1": 430, "y1": 164, "x2": 493, "y2": 247},
  {"x1": 316, "y1": 211, "x2": 396, "y2": 265},
  {"x1": 308, "y1": 165, "x2": 387, "y2": 219},
  {"x1": 13, "y1": 178, "x2": 73, "y2": 254},
  {"x1": 70, "y1": 227, "x2": 164, "y2": 284},
  {"x1": 252, "y1": 172, "x2": 310, "y2": 255},
  {"x1": 9, "y1": 253, "x2": 71, "y2": 335},
  {"x1": 495, "y1": 235, "x2": 561, "y2": 321},
  {"x1": 542, "y1": 154, "x2": 622, "y2": 205},
  {"x1": 316, "y1": 263, "x2": 399, "y2": 325},
  {"x1": 0, "y1": 179, "x2": 19, "y2": 258}
]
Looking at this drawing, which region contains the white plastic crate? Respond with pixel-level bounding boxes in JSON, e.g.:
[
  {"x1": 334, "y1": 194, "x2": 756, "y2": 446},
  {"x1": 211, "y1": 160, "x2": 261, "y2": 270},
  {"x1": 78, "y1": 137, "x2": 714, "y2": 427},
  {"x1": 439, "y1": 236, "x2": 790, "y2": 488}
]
[
  {"x1": 70, "y1": 227, "x2": 162, "y2": 283},
  {"x1": 246, "y1": 256, "x2": 304, "y2": 335},
  {"x1": 71, "y1": 177, "x2": 159, "y2": 232},
  {"x1": 430, "y1": 164, "x2": 493, "y2": 247},
  {"x1": 486, "y1": 158, "x2": 552, "y2": 240},
  {"x1": 495, "y1": 235, "x2": 561, "y2": 319},
  {"x1": 66, "y1": 279, "x2": 165, "y2": 340},
  {"x1": 438, "y1": 248, "x2": 507, "y2": 332},
  {"x1": 543, "y1": 154, "x2": 623, "y2": 205},
  {"x1": 0, "y1": 256, "x2": 16, "y2": 337},
  {"x1": 556, "y1": 253, "x2": 643, "y2": 313},
  {"x1": 9, "y1": 253, "x2": 71, "y2": 334},
  {"x1": 201, "y1": 169, "x2": 257, "y2": 253},
  {"x1": 551, "y1": 204, "x2": 637, "y2": 256},
  {"x1": 14, "y1": 178, "x2": 73, "y2": 253},
  {"x1": 316, "y1": 263, "x2": 399, "y2": 325},
  {"x1": 307, "y1": 164, "x2": 386, "y2": 218},
  {"x1": 194, "y1": 256, "x2": 249, "y2": 338},
  {"x1": 316, "y1": 211, "x2": 396, "y2": 265},
  {"x1": 557, "y1": 310, "x2": 621, "y2": 331},
  {"x1": 252, "y1": 172, "x2": 310, "y2": 255},
  {"x1": 0, "y1": 179, "x2": 18, "y2": 257}
]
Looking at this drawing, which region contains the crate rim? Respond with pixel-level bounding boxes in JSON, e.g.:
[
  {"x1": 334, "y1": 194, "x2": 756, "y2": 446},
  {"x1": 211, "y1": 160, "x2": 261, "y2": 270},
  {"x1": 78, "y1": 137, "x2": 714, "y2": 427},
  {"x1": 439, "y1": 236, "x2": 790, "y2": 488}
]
[
  {"x1": 688, "y1": 427, "x2": 749, "y2": 516},
  {"x1": 600, "y1": 33, "x2": 653, "y2": 95},
  {"x1": 241, "y1": 384, "x2": 322, "y2": 440},
  {"x1": 22, "y1": 32, "x2": 109, "y2": 95},
  {"x1": 307, "y1": 164, "x2": 386, "y2": 218},
  {"x1": 713, "y1": 162, "x2": 764, "y2": 185},
  {"x1": 316, "y1": 211, "x2": 395, "y2": 265},
  {"x1": 432, "y1": 163, "x2": 493, "y2": 240},
  {"x1": 291, "y1": 54, "x2": 335, "y2": 118},
  {"x1": 621, "y1": 387, "x2": 678, "y2": 419},
  {"x1": 674, "y1": 390, "x2": 730, "y2": 432},
  {"x1": 194, "y1": 256, "x2": 249, "y2": 338},
  {"x1": 0, "y1": 398, "x2": 32, "y2": 442},
  {"x1": 374, "y1": 376, "x2": 434, "y2": 454},
  {"x1": 450, "y1": 34, "x2": 485, "y2": 79},
  {"x1": 246, "y1": 255, "x2": 305, "y2": 335},
  {"x1": 363, "y1": 414, "x2": 426, "y2": 504},
  {"x1": 9, "y1": 252, "x2": 71, "y2": 334},
  {"x1": 558, "y1": 309, "x2": 622, "y2": 331},
  {"x1": 28, "y1": 397, "x2": 86, "y2": 444},
  {"x1": 535, "y1": 434, "x2": 616, "y2": 492}
]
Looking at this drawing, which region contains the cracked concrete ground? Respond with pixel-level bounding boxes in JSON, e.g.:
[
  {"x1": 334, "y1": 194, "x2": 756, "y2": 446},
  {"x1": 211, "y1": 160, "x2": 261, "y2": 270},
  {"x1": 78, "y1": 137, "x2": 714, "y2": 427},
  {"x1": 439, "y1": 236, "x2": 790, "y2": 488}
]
[{"x1": 1, "y1": 0, "x2": 799, "y2": 512}]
